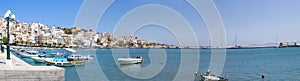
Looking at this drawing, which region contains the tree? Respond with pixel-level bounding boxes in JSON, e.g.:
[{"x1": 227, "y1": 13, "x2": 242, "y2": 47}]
[
  {"x1": 44, "y1": 42, "x2": 47, "y2": 46},
  {"x1": 29, "y1": 42, "x2": 32, "y2": 46},
  {"x1": 47, "y1": 43, "x2": 52, "y2": 47},
  {"x1": 62, "y1": 28, "x2": 72, "y2": 34},
  {"x1": 53, "y1": 43, "x2": 57, "y2": 47},
  {"x1": 63, "y1": 44, "x2": 66, "y2": 48},
  {"x1": 25, "y1": 41, "x2": 29, "y2": 46},
  {"x1": 96, "y1": 39, "x2": 101, "y2": 44},
  {"x1": 15, "y1": 40, "x2": 19, "y2": 45},
  {"x1": 20, "y1": 40, "x2": 24, "y2": 45},
  {"x1": 58, "y1": 43, "x2": 62, "y2": 47},
  {"x1": 107, "y1": 38, "x2": 112, "y2": 42},
  {"x1": 2, "y1": 37, "x2": 7, "y2": 44},
  {"x1": 37, "y1": 41, "x2": 41, "y2": 46},
  {"x1": 41, "y1": 42, "x2": 44, "y2": 47},
  {"x1": 81, "y1": 29, "x2": 88, "y2": 32}
]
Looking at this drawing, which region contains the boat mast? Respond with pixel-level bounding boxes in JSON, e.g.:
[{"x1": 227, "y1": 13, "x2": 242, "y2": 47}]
[
  {"x1": 276, "y1": 35, "x2": 279, "y2": 47},
  {"x1": 235, "y1": 34, "x2": 238, "y2": 47},
  {"x1": 276, "y1": 36, "x2": 278, "y2": 46}
]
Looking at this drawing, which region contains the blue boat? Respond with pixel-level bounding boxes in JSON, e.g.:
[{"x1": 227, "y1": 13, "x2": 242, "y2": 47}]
[{"x1": 45, "y1": 56, "x2": 85, "y2": 67}]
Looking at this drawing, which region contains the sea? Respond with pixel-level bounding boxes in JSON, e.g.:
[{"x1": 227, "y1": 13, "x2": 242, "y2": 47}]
[{"x1": 13, "y1": 47, "x2": 300, "y2": 81}]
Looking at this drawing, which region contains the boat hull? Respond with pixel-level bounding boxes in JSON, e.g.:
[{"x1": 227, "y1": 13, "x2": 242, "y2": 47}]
[
  {"x1": 32, "y1": 58, "x2": 45, "y2": 63},
  {"x1": 117, "y1": 58, "x2": 142, "y2": 65},
  {"x1": 31, "y1": 57, "x2": 54, "y2": 63},
  {"x1": 200, "y1": 75, "x2": 228, "y2": 81},
  {"x1": 20, "y1": 54, "x2": 39, "y2": 58},
  {"x1": 67, "y1": 55, "x2": 93, "y2": 61},
  {"x1": 45, "y1": 59, "x2": 85, "y2": 67}
]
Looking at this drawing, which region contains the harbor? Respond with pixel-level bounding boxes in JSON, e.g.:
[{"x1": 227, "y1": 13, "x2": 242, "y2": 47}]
[
  {"x1": 10, "y1": 46, "x2": 93, "y2": 67},
  {"x1": 1, "y1": 0, "x2": 300, "y2": 81},
  {"x1": 0, "y1": 45, "x2": 299, "y2": 81},
  {"x1": 0, "y1": 46, "x2": 64, "y2": 81}
]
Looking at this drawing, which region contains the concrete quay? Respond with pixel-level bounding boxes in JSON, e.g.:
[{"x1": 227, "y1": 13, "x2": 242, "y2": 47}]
[{"x1": 0, "y1": 50, "x2": 64, "y2": 81}]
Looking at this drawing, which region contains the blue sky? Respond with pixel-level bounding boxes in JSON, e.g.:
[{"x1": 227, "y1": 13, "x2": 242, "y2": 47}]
[{"x1": 1, "y1": 0, "x2": 300, "y2": 46}]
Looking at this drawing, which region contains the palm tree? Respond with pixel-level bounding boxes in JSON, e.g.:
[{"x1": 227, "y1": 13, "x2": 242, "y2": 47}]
[
  {"x1": 15, "y1": 40, "x2": 19, "y2": 45},
  {"x1": 37, "y1": 41, "x2": 41, "y2": 46},
  {"x1": 20, "y1": 40, "x2": 24, "y2": 46},
  {"x1": 41, "y1": 42, "x2": 44, "y2": 47},
  {"x1": 47, "y1": 43, "x2": 52, "y2": 47},
  {"x1": 63, "y1": 44, "x2": 66, "y2": 48},
  {"x1": 44, "y1": 42, "x2": 47, "y2": 47},
  {"x1": 29, "y1": 42, "x2": 32, "y2": 46},
  {"x1": 25, "y1": 41, "x2": 29, "y2": 46},
  {"x1": 53, "y1": 43, "x2": 57, "y2": 47}
]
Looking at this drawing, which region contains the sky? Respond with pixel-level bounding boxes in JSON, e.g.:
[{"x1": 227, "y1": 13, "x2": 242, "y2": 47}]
[{"x1": 1, "y1": 0, "x2": 300, "y2": 46}]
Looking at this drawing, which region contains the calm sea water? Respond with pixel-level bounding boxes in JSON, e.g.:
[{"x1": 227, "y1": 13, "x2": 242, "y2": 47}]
[{"x1": 15, "y1": 48, "x2": 300, "y2": 81}]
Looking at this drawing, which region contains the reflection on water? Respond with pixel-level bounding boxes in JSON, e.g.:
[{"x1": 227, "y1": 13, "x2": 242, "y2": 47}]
[{"x1": 119, "y1": 64, "x2": 142, "y2": 71}]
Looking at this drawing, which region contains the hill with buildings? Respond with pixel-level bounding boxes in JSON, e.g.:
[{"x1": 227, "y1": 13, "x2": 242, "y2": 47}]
[{"x1": 0, "y1": 18, "x2": 176, "y2": 48}]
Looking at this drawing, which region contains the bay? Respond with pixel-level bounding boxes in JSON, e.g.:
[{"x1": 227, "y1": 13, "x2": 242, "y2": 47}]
[{"x1": 15, "y1": 48, "x2": 300, "y2": 81}]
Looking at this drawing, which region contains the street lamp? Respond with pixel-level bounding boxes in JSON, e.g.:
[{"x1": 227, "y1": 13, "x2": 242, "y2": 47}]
[
  {"x1": 4, "y1": 10, "x2": 15, "y2": 60},
  {"x1": 0, "y1": 33, "x2": 3, "y2": 53}
]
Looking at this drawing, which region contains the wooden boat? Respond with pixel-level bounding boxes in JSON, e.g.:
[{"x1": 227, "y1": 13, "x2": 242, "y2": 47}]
[{"x1": 45, "y1": 57, "x2": 85, "y2": 67}]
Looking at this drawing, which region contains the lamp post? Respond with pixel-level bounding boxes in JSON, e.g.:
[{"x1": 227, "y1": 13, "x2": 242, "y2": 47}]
[
  {"x1": 0, "y1": 33, "x2": 3, "y2": 53},
  {"x1": 4, "y1": 10, "x2": 15, "y2": 60}
]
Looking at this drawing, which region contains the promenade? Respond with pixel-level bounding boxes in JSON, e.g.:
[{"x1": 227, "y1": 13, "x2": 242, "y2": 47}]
[{"x1": 0, "y1": 49, "x2": 64, "y2": 81}]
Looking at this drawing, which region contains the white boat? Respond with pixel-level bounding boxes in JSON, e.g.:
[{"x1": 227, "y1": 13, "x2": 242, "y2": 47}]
[
  {"x1": 20, "y1": 51, "x2": 41, "y2": 58},
  {"x1": 27, "y1": 50, "x2": 39, "y2": 54},
  {"x1": 45, "y1": 57, "x2": 85, "y2": 67},
  {"x1": 64, "y1": 48, "x2": 76, "y2": 53},
  {"x1": 49, "y1": 52, "x2": 63, "y2": 57},
  {"x1": 67, "y1": 54, "x2": 93, "y2": 61},
  {"x1": 50, "y1": 52, "x2": 57, "y2": 56},
  {"x1": 20, "y1": 53, "x2": 38, "y2": 58},
  {"x1": 117, "y1": 56, "x2": 143, "y2": 65},
  {"x1": 200, "y1": 70, "x2": 228, "y2": 81},
  {"x1": 31, "y1": 57, "x2": 54, "y2": 63}
]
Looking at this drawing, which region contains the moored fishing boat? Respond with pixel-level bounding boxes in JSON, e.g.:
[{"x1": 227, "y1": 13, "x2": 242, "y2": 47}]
[
  {"x1": 64, "y1": 48, "x2": 76, "y2": 53},
  {"x1": 49, "y1": 52, "x2": 63, "y2": 57},
  {"x1": 20, "y1": 51, "x2": 44, "y2": 58},
  {"x1": 67, "y1": 54, "x2": 93, "y2": 61},
  {"x1": 117, "y1": 56, "x2": 143, "y2": 65},
  {"x1": 31, "y1": 57, "x2": 54, "y2": 63},
  {"x1": 45, "y1": 57, "x2": 85, "y2": 67},
  {"x1": 200, "y1": 70, "x2": 228, "y2": 81}
]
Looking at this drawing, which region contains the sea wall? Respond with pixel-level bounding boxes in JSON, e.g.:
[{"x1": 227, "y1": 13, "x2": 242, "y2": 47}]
[{"x1": 0, "y1": 67, "x2": 64, "y2": 81}]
